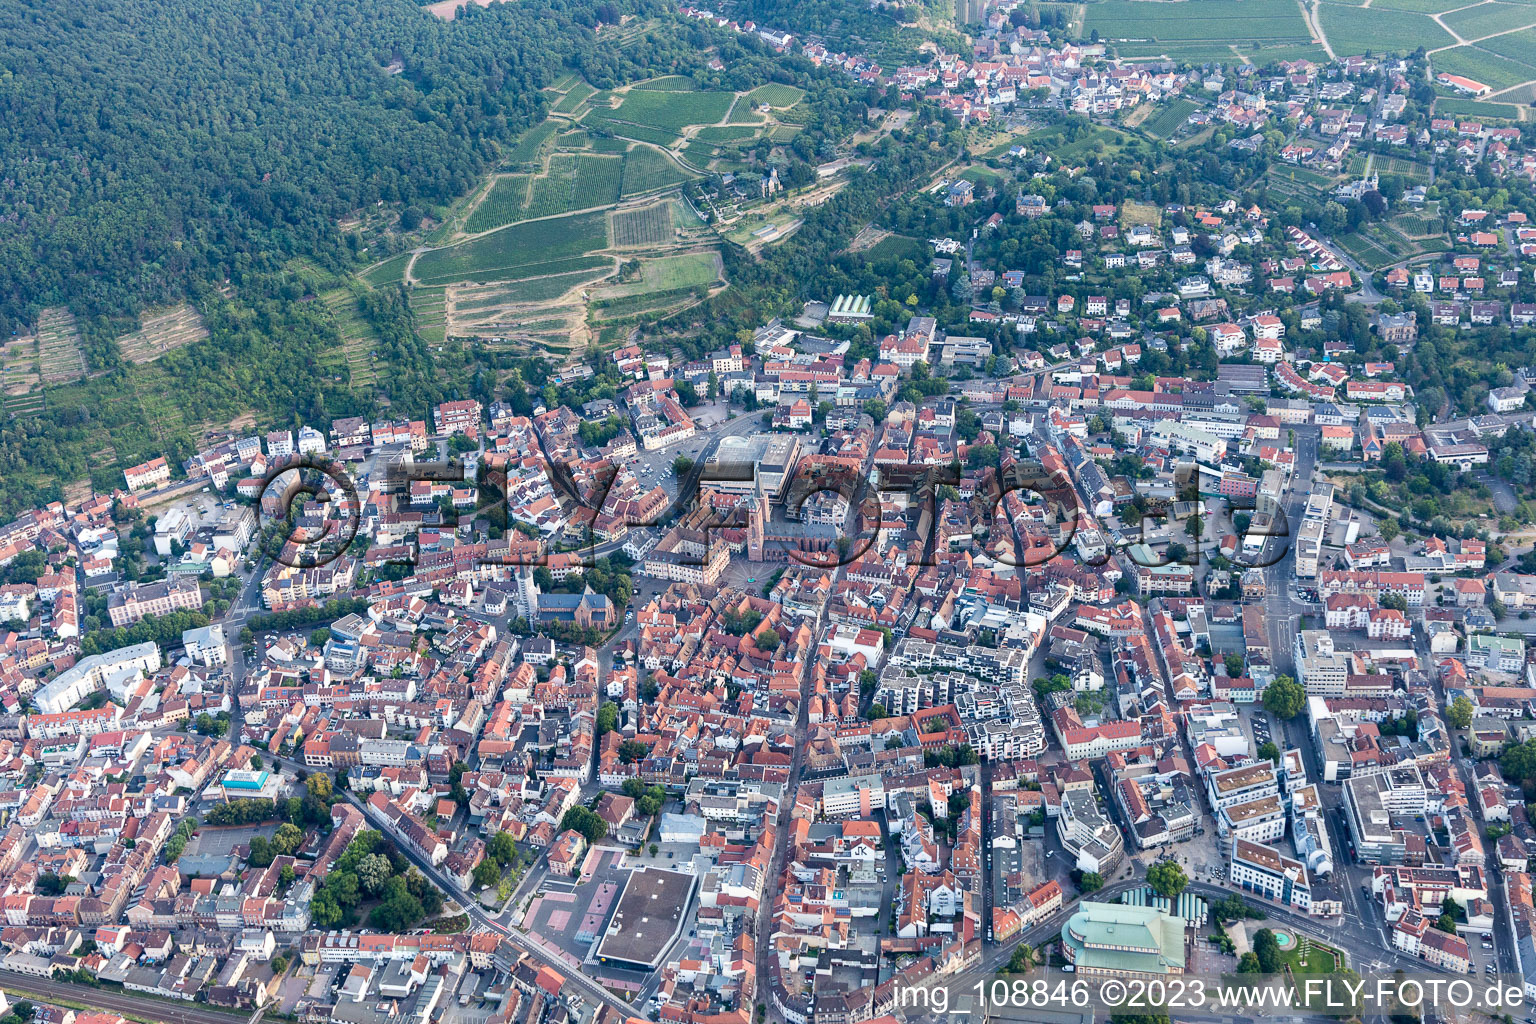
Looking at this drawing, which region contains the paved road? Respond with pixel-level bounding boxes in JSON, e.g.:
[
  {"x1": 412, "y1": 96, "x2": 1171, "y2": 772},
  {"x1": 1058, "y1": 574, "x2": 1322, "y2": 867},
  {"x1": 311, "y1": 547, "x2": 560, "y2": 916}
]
[{"x1": 0, "y1": 972, "x2": 249, "y2": 1024}]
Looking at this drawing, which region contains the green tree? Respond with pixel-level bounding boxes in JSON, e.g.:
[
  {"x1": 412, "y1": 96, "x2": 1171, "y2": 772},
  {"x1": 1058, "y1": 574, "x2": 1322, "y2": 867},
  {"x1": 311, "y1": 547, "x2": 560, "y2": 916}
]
[
  {"x1": 560, "y1": 806, "x2": 608, "y2": 843},
  {"x1": 596, "y1": 701, "x2": 619, "y2": 735},
  {"x1": 1252, "y1": 928, "x2": 1281, "y2": 973},
  {"x1": 1257, "y1": 740, "x2": 1280, "y2": 762},
  {"x1": 356, "y1": 853, "x2": 393, "y2": 896},
  {"x1": 1079, "y1": 871, "x2": 1104, "y2": 893},
  {"x1": 486, "y1": 831, "x2": 518, "y2": 867},
  {"x1": 1447, "y1": 696, "x2": 1474, "y2": 730},
  {"x1": 473, "y1": 856, "x2": 501, "y2": 889},
  {"x1": 272, "y1": 822, "x2": 304, "y2": 856},
  {"x1": 1224, "y1": 653, "x2": 1245, "y2": 678},
  {"x1": 1237, "y1": 952, "x2": 1262, "y2": 974},
  {"x1": 1146, "y1": 860, "x2": 1187, "y2": 899},
  {"x1": 1262, "y1": 675, "x2": 1305, "y2": 720}
]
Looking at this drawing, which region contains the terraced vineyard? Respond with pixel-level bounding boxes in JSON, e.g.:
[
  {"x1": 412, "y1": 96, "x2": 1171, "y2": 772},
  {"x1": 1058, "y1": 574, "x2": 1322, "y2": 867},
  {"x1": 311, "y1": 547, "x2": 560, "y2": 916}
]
[
  {"x1": 33, "y1": 308, "x2": 88, "y2": 385},
  {"x1": 321, "y1": 289, "x2": 382, "y2": 388},
  {"x1": 116, "y1": 303, "x2": 209, "y2": 365},
  {"x1": 0, "y1": 337, "x2": 44, "y2": 417},
  {"x1": 408, "y1": 287, "x2": 450, "y2": 345}
]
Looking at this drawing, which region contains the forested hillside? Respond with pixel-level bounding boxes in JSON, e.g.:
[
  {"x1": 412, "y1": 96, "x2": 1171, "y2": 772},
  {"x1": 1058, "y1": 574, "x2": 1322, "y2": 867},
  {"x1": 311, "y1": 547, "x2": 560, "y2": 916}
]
[{"x1": 0, "y1": 0, "x2": 665, "y2": 359}]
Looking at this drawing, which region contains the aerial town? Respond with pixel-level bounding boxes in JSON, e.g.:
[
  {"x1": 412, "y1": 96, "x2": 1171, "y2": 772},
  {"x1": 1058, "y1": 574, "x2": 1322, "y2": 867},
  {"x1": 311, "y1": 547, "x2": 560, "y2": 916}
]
[{"x1": 7, "y1": 0, "x2": 1536, "y2": 1023}]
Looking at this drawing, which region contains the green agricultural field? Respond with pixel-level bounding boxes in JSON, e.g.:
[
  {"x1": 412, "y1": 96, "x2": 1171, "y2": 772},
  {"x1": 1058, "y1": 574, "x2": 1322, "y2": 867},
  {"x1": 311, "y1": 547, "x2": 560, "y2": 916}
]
[
  {"x1": 611, "y1": 203, "x2": 676, "y2": 247},
  {"x1": 411, "y1": 212, "x2": 610, "y2": 286},
  {"x1": 744, "y1": 83, "x2": 805, "y2": 107},
  {"x1": 1086, "y1": 0, "x2": 1312, "y2": 44},
  {"x1": 1369, "y1": 0, "x2": 1476, "y2": 13},
  {"x1": 522, "y1": 153, "x2": 624, "y2": 219},
  {"x1": 681, "y1": 140, "x2": 717, "y2": 168},
  {"x1": 863, "y1": 235, "x2": 924, "y2": 262},
  {"x1": 582, "y1": 111, "x2": 681, "y2": 147},
  {"x1": 1432, "y1": 45, "x2": 1536, "y2": 90},
  {"x1": 551, "y1": 81, "x2": 596, "y2": 115},
  {"x1": 1477, "y1": 28, "x2": 1536, "y2": 72},
  {"x1": 464, "y1": 176, "x2": 531, "y2": 235},
  {"x1": 1434, "y1": 96, "x2": 1525, "y2": 118},
  {"x1": 505, "y1": 122, "x2": 557, "y2": 167},
  {"x1": 1376, "y1": 156, "x2": 1434, "y2": 181},
  {"x1": 1317, "y1": 4, "x2": 1456, "y2": 55},
  {"x1": 360, "y1": 252, "x2": 413, "y2": 289},
  {"x1": 1142, "y1": 98, "x2": 1200, "y2": 138},
  {"x1": 1441, "y1": 1, "x2": 1536, "y2": 41},
  {"x1": 633, "y1": 75, "x2": 699, "y2": 91},
  {"x1": 620, "y1": 145, "x2": 697, "y2": 197},
  {"x1": 695, "y1": 125, "x2": 760, "y2": 144},
  {"x1": 611, "y1": 89, "x2": 734, "y2": 132},
  {"x1": 598, "y1": 251, "x2": 719, "y2": 298}
]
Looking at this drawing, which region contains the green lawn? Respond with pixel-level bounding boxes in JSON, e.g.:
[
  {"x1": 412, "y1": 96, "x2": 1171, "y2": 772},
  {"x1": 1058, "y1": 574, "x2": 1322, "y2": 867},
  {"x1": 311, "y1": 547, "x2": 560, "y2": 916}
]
[{"x1": 1281, "y1": 935, "x2": 1344, "y2": 975}]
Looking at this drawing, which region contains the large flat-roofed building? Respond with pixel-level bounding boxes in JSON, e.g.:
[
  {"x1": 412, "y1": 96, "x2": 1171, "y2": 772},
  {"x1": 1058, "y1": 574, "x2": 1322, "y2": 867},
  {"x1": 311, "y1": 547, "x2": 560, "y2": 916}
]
[
  {"x1": 1061, "y1": 901, "x2": 1187, "y2": 977},
  {"x1": 1230, "y1": 838, "x2": 1312, "y2": 912},
  {"x1": 1205, "y1": 762, "x2": 1279, "y2": 812},
  {"x1": 1342, "y1": 765, "x2": 1427, "y2": 864},
  {"x1": 1057, "y1": 789, "x2": 1125, "y2": 876},
  {"x1": 594, "y1": 868, "x2": 698, "y2": 972},
  {"x1": 706, "y1": 433, "x2": 801, "y2": 502}
]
